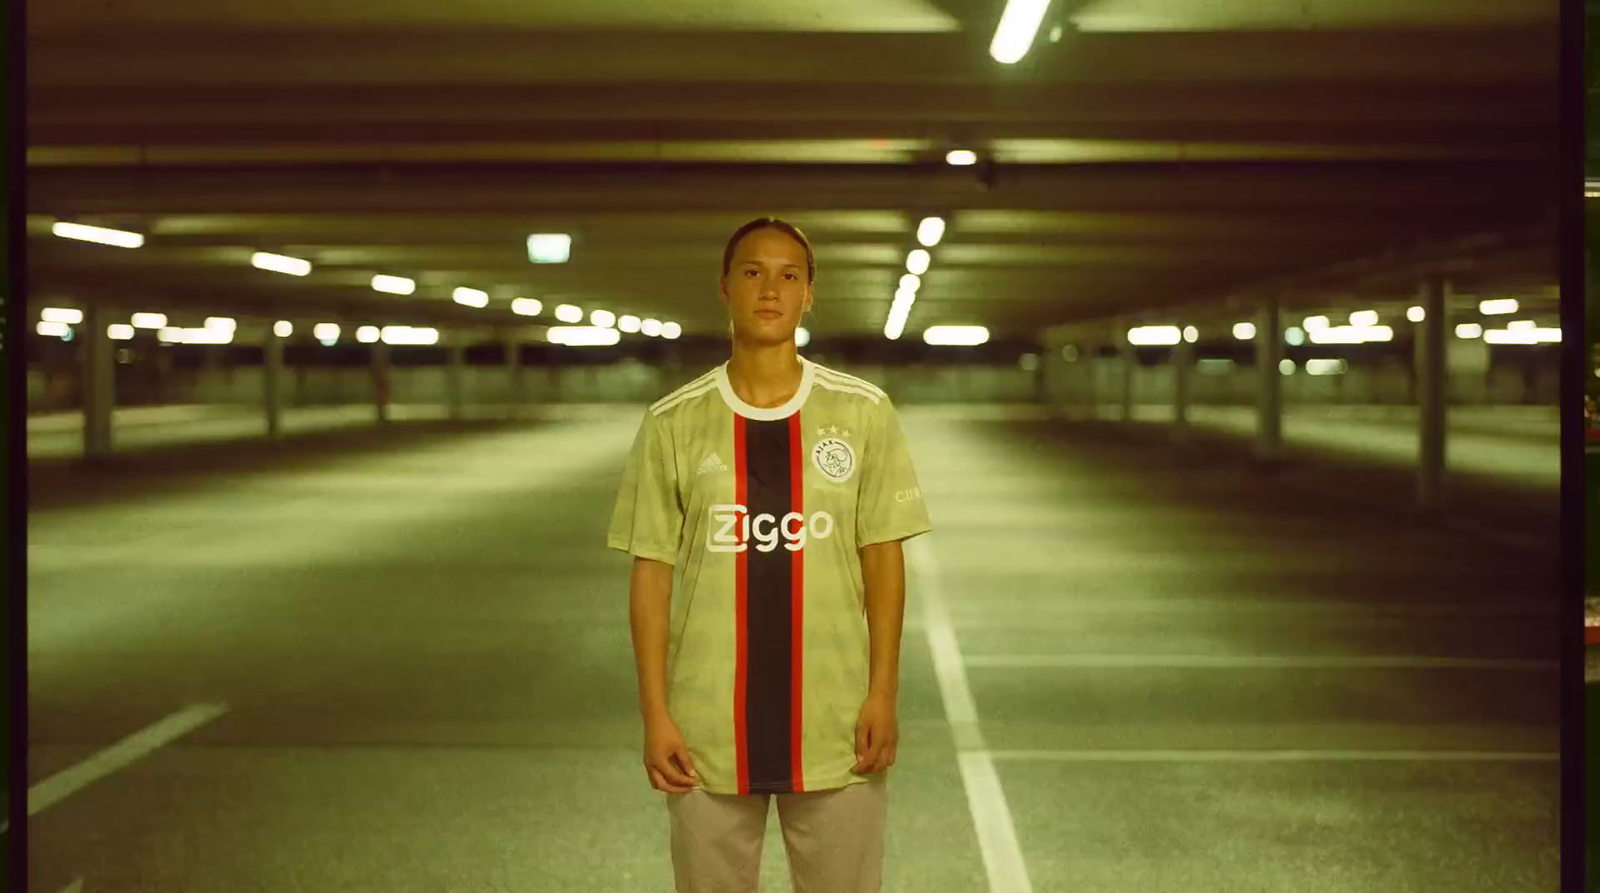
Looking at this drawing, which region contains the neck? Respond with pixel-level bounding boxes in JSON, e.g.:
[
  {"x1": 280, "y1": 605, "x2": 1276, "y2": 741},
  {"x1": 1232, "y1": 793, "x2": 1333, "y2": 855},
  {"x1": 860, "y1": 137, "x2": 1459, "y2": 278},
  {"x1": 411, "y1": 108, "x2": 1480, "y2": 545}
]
[{"x1": 726, "y1": 339, "x2": 803, "y2": 408}]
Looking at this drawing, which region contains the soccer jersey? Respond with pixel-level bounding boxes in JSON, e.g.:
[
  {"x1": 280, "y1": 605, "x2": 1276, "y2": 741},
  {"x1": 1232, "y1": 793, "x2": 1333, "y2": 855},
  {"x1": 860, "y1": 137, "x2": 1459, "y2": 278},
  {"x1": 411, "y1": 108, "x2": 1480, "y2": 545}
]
[{"x1": 607, "y1": 356, "x2": 932, "y2": 795}]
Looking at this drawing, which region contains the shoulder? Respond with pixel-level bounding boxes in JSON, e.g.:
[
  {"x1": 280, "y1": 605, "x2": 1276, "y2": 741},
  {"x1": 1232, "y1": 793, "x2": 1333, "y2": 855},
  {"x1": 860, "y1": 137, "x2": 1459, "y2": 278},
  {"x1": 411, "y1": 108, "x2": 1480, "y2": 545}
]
[
  {"x1": 648, "y1": 366, "x2": 721, "y2": 420},
  {"x1": 807, "y1": 362, "x2": 889, "y2": 408}
]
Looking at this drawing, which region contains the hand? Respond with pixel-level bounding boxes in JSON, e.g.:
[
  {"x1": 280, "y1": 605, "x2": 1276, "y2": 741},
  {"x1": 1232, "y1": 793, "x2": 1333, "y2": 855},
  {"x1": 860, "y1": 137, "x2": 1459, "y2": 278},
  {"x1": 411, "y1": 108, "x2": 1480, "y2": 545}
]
[
  {"x1": 644, "y1": 713, "x2": 698, "y2": 793},
  {"x1": 851, "y1": 692, "x2": 898, "y2": 775}
]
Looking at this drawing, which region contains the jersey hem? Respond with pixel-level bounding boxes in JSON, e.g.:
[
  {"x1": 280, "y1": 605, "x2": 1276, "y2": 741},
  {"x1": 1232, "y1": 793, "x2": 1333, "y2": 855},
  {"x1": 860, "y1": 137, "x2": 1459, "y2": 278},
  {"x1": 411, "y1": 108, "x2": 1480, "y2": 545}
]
[
  {"x1": 692, "y1": 772, "x2": 873, "y2": 796},
  {"x1": 606, "y1": 539, "x2": 677, "y2": 565},
  {"x1": 859, "y1": 522, "x2": 933, "y2": 548}
]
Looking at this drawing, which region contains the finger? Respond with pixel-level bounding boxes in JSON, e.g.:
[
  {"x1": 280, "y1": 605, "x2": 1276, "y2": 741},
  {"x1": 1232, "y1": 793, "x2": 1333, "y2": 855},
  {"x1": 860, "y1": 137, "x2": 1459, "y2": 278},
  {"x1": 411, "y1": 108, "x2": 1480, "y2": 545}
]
[
  {"x1": 658, "y1": 755, "x2": 696, "y2": 788},
  {"x1": 650, "y1": 764, "x2": 692, "y2": 793},
  {"x1": 855, "y1": 720, "x2": 870, "y2": 763},
  {"x1": 673, "y1": 746, "x2": 699, "y2": 781}
]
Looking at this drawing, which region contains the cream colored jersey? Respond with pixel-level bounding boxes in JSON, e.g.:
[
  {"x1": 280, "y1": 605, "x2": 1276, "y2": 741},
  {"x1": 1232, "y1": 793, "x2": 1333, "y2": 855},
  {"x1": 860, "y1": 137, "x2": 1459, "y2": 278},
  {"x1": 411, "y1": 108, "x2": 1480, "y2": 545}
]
[{"x1": 607, "y1": 357, "x2": 932, "y2": 794}]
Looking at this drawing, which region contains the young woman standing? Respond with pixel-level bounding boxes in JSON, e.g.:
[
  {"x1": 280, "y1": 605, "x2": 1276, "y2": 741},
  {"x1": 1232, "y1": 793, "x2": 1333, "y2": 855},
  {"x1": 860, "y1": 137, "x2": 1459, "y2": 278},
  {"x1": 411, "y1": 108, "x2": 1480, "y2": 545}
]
[{"x1": 608, "y1": 217, "x2": 933, "y2": 892}]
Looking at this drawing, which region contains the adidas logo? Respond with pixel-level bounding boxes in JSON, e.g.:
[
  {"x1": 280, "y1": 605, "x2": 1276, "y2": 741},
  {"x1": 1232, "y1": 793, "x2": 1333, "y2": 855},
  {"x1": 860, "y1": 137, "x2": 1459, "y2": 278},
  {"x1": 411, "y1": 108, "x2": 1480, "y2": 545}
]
[{"x1": 696, "y1": 452, "x2": 728, "y2": 475}]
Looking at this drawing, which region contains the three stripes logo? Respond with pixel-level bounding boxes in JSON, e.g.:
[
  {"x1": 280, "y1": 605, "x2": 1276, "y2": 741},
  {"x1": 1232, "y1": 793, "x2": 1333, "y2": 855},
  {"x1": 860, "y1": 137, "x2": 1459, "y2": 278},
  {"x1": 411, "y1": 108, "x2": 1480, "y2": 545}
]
[{"x1": 697, "y1": 452, "x2": 729, "y2": 475}]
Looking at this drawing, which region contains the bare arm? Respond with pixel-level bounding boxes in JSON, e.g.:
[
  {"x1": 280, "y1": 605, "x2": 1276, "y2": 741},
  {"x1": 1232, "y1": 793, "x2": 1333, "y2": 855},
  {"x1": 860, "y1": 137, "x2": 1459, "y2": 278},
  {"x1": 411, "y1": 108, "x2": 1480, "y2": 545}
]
[
  {"x1": 629, "y1": 556, "x2": 675, "y2": 722},
  {"x1": 861, "y1": 540, "x2": 906, "y2": 698}
]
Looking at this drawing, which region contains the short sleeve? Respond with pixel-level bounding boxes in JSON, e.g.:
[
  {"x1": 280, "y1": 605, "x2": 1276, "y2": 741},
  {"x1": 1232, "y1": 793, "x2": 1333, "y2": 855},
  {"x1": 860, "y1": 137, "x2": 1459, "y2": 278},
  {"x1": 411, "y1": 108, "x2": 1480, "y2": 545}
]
[
  {"x1": 855, "y1": 397, "x2": 932, "y2": 547},
  {"x1": 607, "y1": 410, "x2": 684, "y2": 564}
]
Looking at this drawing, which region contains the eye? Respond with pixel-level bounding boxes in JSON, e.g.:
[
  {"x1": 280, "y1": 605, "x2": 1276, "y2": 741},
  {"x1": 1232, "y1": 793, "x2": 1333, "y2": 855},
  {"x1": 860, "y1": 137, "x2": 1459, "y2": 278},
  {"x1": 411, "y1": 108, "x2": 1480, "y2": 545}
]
[
  {"x1": 785, "y1": 273, "x2": 798, "y2": 281},
  {"x1": 744, "y1": 269, "x2": 758, "y2": 277}
]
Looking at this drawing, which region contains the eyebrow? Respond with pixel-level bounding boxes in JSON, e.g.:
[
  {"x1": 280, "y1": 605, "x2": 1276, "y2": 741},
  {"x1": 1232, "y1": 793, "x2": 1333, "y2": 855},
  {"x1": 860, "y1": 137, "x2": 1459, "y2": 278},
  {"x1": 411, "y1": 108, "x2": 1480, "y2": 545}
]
[{"x1": 739, "y1": 260, "x2": 801, "y2": 270}]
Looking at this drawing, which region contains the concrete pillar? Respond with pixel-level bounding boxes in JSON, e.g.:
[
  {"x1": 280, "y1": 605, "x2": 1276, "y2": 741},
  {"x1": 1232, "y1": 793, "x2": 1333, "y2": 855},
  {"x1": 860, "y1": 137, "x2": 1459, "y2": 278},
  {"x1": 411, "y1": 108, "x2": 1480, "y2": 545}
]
[
  {"x1": 1084, "y1": 345, "x2": 1099, "y2": 420},
  {"x1": 446, "y1": 332, "x2": 465, "y2": 421},
  {"x1": 372, "y1": 340, "x2": 391, "y2": 425},
  {"x1": 81, "y1": 302, "x2": 115, "y2": 462},
  {"x1": 506, "y1": 337, "x2": 523, "y2": 419},
  {"x1": 1255, "y1": 298, "x2": 1283, "y2": 463},
  {"x1": 1118, "y1": 336, "x2": 1136, "y2": 421},
  {"x1": 1416, "y1": 277, "x2": 1448, "y2": 513},
  {"x1": 1173, "y1": 332, "x2": 1193, "y2": 442},
  {"x1": 264, "y1": 327, "x2": 285, "y2": 439}
]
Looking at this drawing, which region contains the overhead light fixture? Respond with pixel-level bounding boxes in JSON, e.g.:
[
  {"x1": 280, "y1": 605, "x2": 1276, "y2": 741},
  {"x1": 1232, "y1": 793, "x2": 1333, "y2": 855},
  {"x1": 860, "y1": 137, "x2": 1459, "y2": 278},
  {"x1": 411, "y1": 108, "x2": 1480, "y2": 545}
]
[
  {"x1": 884, "y1": 303, "x2": 911, "y2": 341},
  {"x1": 591, "y1": 309, "x2": 617, "y2": 328},
  {"x1": 1309, "y1": 325, "x2": 1393, "y2": 345},
  {"x1": 160, "y1": 327, "x2": 233, "y2": 345},
  {"x1": 1232, "y1": 322, "x2": 1257, "y2": 340},
  {"x1": 641, "y1": 318, "x2": 663, "y2": 337},
  {"x1": 1479, "y1": 298, "x2": 1518, "y2": 315},
  {"x1": 924, "y1": 325, "x2": 989, "y2": 346},
  {"x1": 618, "y1": 315, "x2": 642, "y2": 333},
  {"x1": 381, "y1": 326, "x2": 439, "y2": 346},
  {"x1": 251, "y1": 251, "x2": 312, "y2": 277},
  {"x1": 131, "y1": 312, "x2": 168, "y2": 329},
  {"x1": 1484, "y1": 327, "x2": 1561, "y2": 345},
  {"x1": 1183, "y1": 326, "x2": 1198, "y2": 344},
  {"x1": 1507, "y1": 320, "x2": 1536, "y2": 332},
  {"x1": 108, "y1": 324, "x2": 135, "y2": 340},
  {"x1": 900, "y1": 273, "x2": 922, "y2": 293},
  {"x1": 313, "y1": 323, "x2": 342, "y2": 342},
  {"x1": 355, "y1": 326, "x2": 380, "y2": 343},
  {"x1": 36, "y1": 321, "x2": 71, "y2": 338},
  {"x1": 990, "y1": 0, "x2": 1051, "y2": 64},
  {"x1": 946, "y1": 150, "x2": 978, "y2": 166},
  {"x1": 796, "y1": 327, "x2": 811, "y2": 347},
  {"x1": 1305, "y1": 359, "x2": 1349, "y2": 377},
  {"x1": 1407, "y1": 306, "x2": 1425, "y2": 323},
  {"x1": 453, "y1": 287, "x2": 489, "y2": 308},
  {"x1": 662, "y1": 322, "x2": 682, "y2": 340},
  {"x1": 894, "y1": 287, "x2": 917, "y2": 306},
  {"x1": 157, "y1": 327, "x2": 183, "y2": 344},
  {"x1": 1285, "y1": 327, "x2": 1306, "y2": 346},
  {"x1": 1303, "y1": 315, "x2": 1330, "y2": 332},
  {"x1": 1455, "y1": 323, "x2": 1483, "y2": 339},
  {"x1": 1127, "y1": 326, "x2": 1181, "y2": 347},
  {"x1": 52, "y1": 221, "x2": 144, "y2": 249},
  {"x1": 555, "y1": 303, "x2": 584, "y2": 324},
  {"x1": 1279, "y1": 359, "x2": 1297, "y2": 375},
  {"x1": 917, "y1": 217, "x2": 946, "y2": 247},
  {"x1": 547, "y1": 326, "x2": 621, "y2": 346},
  {"x1": 512, "y1": 298, "x2": 543, "y2": 316},
  {"x1": 527, "y1": 233, "x2": 573, "y2": 264},
  {"x1": 274, "y1": 321, "x2": 294, "y2": 338},
  {"x1": 372, "y1": 275, "x2": 416, "y2": 295},
  {"x1": 40, "y1": 307, "x2": 84, "y2": 325},
  {"x1": 906, "y1": 249, "x2": 931, "y2": 276},
  {"x1": 1349, "y1": 310, "x2": 1379, "y2": 327},
  {"x1": 206, "y1": 317, "x2": 236, "y2": 333}
]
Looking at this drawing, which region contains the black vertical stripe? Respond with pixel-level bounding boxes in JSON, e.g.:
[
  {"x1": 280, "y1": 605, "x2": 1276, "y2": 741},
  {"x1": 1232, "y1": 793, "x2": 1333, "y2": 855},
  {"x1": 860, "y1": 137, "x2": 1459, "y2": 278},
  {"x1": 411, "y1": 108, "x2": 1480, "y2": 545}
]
[{"x1": 744, "y1": 417, "x2": 795, "y2": 793}]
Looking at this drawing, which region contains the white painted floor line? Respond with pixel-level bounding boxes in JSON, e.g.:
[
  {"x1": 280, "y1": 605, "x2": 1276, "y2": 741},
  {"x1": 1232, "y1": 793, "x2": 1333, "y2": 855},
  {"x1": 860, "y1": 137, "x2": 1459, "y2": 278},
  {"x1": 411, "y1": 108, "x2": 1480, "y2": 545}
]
[
  {"x1": 908, "y1": 537, "x2": 1032, "y2": 893},
  {"x1": 57, "y1": 879, "x2": 83, "y2": 893},
  {"x1": 985, "y1": 749, "x2": 1559, "y2": 763},
  {"x1": 28, "y1": 703, "x2": 229, "y2": 817},
  {"x1": 962, "y1": 654, "x2": 1557, "y2": 671}
]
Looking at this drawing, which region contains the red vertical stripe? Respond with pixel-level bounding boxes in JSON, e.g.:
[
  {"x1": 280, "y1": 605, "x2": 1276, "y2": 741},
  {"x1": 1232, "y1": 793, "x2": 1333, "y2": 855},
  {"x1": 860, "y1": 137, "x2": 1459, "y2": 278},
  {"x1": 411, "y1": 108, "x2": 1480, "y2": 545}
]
[
  {"x1": 733, "y1": 416, "x2": 749, "y2": 796},
  {"x1": 789, "y1": 413, "x2": 805, "y2": 792}
]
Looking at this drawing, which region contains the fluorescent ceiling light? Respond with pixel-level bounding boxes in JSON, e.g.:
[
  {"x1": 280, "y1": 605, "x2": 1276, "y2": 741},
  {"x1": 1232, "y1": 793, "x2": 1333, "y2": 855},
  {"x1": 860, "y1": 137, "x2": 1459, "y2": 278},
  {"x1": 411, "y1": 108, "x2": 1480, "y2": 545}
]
[
  {"x1": 1455, "y1": 323, "x2": 1483, "y2": 339},
  {"x1": 1279, "y1": 359, "x2": 1296, "y2": 375},
  {"x1": 131, "y1": 312, "x2": 168, "y2": 329},
  {"x1": 907, "y1": 249, "x2": 931, "y2": 276},
  {"x1": 1127, "y1": 325, "x2": 1181, "y2": 346},
  {"x1": 1407, "y1": 306, "x2": 1425, "y2": 323},
  {"x1": 1197, "y1": 358, "x2": 1235, "y2": 375},
  {"x1": 990, "y1": 0, "x2": 1051, "y2": 64},
  {"x1": 36, "y1": 321, "x2": 71, "y2": 338},
  {"x1": 1506, "y1": 320, "x2": 1536, "y2": 332},
  {"x1": 946, "y1": 150, "x2": 977, "y2": 166},
  {"x1": 108, "y1": 324, "x2": 135, "y2": 340},
  {"x1": 1303, "y1": 315, "x2": 1329, "y2": 331},
  {"x1": 1285, "y1": 327, "x2": 1306, "y2": 346},
  {"x1": 372, "y1": 275, "x2": 416, "y2": 295},
  {"x1": 251, "y1": 251, "x2": 312, "y2": 276},
  {"x1": 884, "y1": 303, "x2": 911, "y2": 341},
  {"x1": 1182, "y1": 326, "x2": 1198, "y2": 344},
  {"x1": 1305, "y1": 358, "x2": 1348, "y2": 377},
  {"x1": 527, "y1": 233, "x2": 573, "y2": 264},
  {"x1": 1349, "y1": 310, "x2": 1379, "y2": 327},
  {"x1": 381, "y1": 326, "x2": 439, "y2": 346},
  {"x1": 162, "y1": 327, "x2": 233, "y2": 345},
  {"x1": 894, "y1": 287, "x2": 917, "y2": 306},
  {"x1": 453, "y1": 287, "x2": 489, "y2": 308},
  {"x1": 618, "y1": 315, "x2": 642, "y2": 333},
  {"x1": 511, "y1": 298, "x2": 543, "y2": 317},
  {"x1": 313, "y1": 323, "x2": 342, "y2": 341},
  {"x1": 157, "y1": 327, "x2": 183, "y2": 343},
  {"x1": 547, "y1": 326, "x2": 620, "y2": 346},
  {"x1": 1479, "y1": 298, "x2": 1518, "y2": 315},
  {"x1": 206, "y1": 317, "x2": 236, "y2": 333},
  {"x1": 923, "y1": 325, "x2": 989, "y2": 346},
  {"x1": 1232, "y1": 322, "x2": 1256, "y2": 340},
  {"x1": 796, "y1": 326, "x2": 811, "y2": 347},
  {"x1": 274, "y1": 321, "x2": 294, "y2": 338},
  {"x1": 357, "y1": 326, "x2": 380, "y2": 343},
  {"x1": 662, "y1": 322, "x2": 682, "y2": 340},
  {"x1": 1308, "y1": 325, "x2": 1393, "y2": 345},
  {"x1": 641, "y1": 318, "x2": 663, "y2": 337},
  {"x1": 917, "y1": 217, "x2": 946, "y2": 247},
  {"x1": 40, "y1": 307, "x2": 83, "y2": 325},
  {"x1": 590, "y1": 309, "x2": 617, "y2": 329},
  {"x1": 52, "y1": 221, "x2": 143, "y2": 248},
  {"x1": 1484, "y1": 327, "x2": 1561, "y2": 345},
  {"x1": 900, "y1": 273, "x2": 921, "y2": 293},
  {"x1": 555, "y1": 303, "x2": 584, "y2": 324}
]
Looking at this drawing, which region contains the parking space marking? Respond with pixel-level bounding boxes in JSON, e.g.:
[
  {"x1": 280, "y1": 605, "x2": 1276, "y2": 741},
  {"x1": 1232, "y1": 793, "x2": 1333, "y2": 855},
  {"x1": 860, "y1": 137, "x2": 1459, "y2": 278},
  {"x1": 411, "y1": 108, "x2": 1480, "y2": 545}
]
[
  {"x1": 28, "y1": 703, "x2": 229, "y2": 817},
  {"x1": 908, "y1": 537, "x2": 1033, "y2": 893},
  {"x1": 985, "y1": 749, "x2": 1558, "y2": 763},
  {"x1": 962, "y1": 654, "x2": 1556, "y2": 671}
]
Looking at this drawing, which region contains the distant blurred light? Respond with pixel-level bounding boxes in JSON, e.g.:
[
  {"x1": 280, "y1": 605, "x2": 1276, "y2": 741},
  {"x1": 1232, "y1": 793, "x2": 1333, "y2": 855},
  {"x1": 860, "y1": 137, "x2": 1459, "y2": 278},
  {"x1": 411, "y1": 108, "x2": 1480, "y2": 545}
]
[
  {"x1": 900, "y1": 273, "x2": 922, "y2": 293},
  {"x1": 313, "y1": 323, "x2": 342, "y2": 342},
  {"x1": 372, "y1": 275, "x2": 416, "y2": 295},
  {"x1": 796, "y1": 326, "x2": 811, "y2": 347},
  {"x1": 274, "y1": 321, "x2": 294, "y2": 338},
  {"x1": 108, "y1": 324, "x2": 135, "y2": 340},
  {"x1": 894, "y1": 287, "x2": 917, "y2": 306},
  {"x1": 884, "y1": 303, "x2": 912, "y2": 340},
  {"x1": 131, "y1": 312, "x2": 168, "y2": 329},
  {"x1": 1506, "y1": 320, "x2": 1536, "y2": 332},
  {"x1": 512, "y1": 298, "x2": 543, "y2": 317},
  {"x1": 618, "y1": 315, "x2": 642, "y2": 333},
  {"x1": 1285, "y1": 327, "x2": 1306, "y2": 346},
  {"x1": 1303, "y1": 315, "x2": 1330, "y2": 332},
  {"x1": 36, "y1": 321, "x2": 70, "y2": 338},
  {"x1": 662, "y1": 322, "x2": 682, "y2": 340},
  {"x1": 924, "y1": 325, "x2": 989, "y2": 346},
  {"x1": 206, "y1": 317, "x2": 236, "y2": 333},
  {"x1": 1349, "y1": 310, "x2": 1379, "y2": 327},
  {"x1": 1484, "y1": 327, "x2": 1561, "y2": 345},
  {"x1": 52, "y1": 221, "x2": 144, "y2": 248},
  {"x1": 917, "y1": 217, "x2": 946, "y2": 247},
  {"x1": 990, "y1": 0, "x2": 1051, "y2": 63},
  {"x1": 547, "y1": 326, "x2": 621, "y2": 346},
  {"x1": 1060, "y1": 345, "x2": 1079, "y2": 362},
  {"x1": 641, "y1": 318, "x2": 664, "y2": 337},
  {"x1": 1305, "y1": 358, "x2": 1348, "y2": 376},
  {"x1": 1182, "y1": 326, "x2": 1198, "y2": 344},
  {"x1": 1308, "y1": 325, "x2": 1391, "y2": 345},
  {"x1": 163, "y1": 327, "x2": 233, "y2": 345},
  {"x1": 946, "y1": 150, "x2": 978, "y2": 166},
  {"x1": 1019, "y1": 353, "x2": 1040, "y2": 371},
  {"x1": 453, "y1": 287, "x2": 489, "y2": 308},
  {"x1": 357, "y1": 326, "x2": 380, "y2": 343},
  {"x1": 527, "y1": 233, "x2": 573, "y2": 264},
  {"x1": 158, "y1": 327, "x2": 184, "y2": 343},
  {"x1": 1196, "y1": 358, "x2": 1235, "y2": 375},
  {"x1": 1232, "y1": 322, "x2": 1256, "y2": 340},
  {"x1": 1127, "y1": 326, "x2": 1181, "y2": 346},
  {"x1": 1479, "y1": 298, "x2": 1518, "y2": 315},
  {"x1": 251, "y1": 251, "x2": 312, "y2": 276},
  {"x1": 555, "y1": 304, "x2": 584, "y2": 323},
  {"x1": 41, "y1": 307, "x2": 84, "y2": 325},
  {"x1": 907, "y1": 249, "x2": 931, "y2": 276},
  {"x1": 591, "y1": 309, "x2": 617, "y2": 328},
  {"x1": 1455, "y1": 323, "x2": 1483, "y2": 339},
  {"x1": 381, "y1": 326, "x2": 439, "y2": 346},
  {"x1": 1407, "y1": 306, "x2": 1425, "y2": 323},
  {"x1": 1279, "y1": 359, "x2": 1296, "y2": 375}
]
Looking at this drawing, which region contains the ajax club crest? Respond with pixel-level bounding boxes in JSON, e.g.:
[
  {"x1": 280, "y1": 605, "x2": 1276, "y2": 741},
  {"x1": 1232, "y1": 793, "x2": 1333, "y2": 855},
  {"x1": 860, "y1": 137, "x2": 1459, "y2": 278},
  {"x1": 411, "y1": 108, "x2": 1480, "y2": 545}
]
[{"x1": 811, "y1": 436, "x2": 856, "y2": 483}]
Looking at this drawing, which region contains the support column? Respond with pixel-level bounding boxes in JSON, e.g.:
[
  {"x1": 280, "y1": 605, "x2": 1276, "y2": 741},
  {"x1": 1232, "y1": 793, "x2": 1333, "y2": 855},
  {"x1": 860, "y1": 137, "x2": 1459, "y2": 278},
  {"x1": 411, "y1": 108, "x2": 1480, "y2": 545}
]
[
  {"x1": 264, "y1": 326, "x2": 285, "y2": 439},
  {"x1": 371, "y1": 339, "x2": 391, "y2": 425},
  {"x1": 1173, "y1": 331, "x2": 1193, "y2": 442},
  {"x1": 1255, "y1": 298, "x2": 1283, "y2": 463},
  {"x1": 1083, "y1": 344, "x2": 1099, "y2": 420},
  {"x1": 1118, "y1": 334, "x2": 1136, "y2": 422},
  {"x1": 81, "y1": 302, "x2": 115, "y2": 463},
  {"x1": 446, "y1": 331, "x2": 465, "y2": 421},
  {"x1": 506, "y1": 336, "x2": 523, "y2": 420},
  {"x1": 1416, "y1": 276, "x2": 1448, "y2": 513}
]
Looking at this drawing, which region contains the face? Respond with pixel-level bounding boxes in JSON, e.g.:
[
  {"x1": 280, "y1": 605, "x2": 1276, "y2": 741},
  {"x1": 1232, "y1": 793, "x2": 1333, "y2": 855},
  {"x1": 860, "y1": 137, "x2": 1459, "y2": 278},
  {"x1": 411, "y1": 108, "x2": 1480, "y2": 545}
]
[{"x1": 720, "y1": 227, "x2": 812, "y2": 346}]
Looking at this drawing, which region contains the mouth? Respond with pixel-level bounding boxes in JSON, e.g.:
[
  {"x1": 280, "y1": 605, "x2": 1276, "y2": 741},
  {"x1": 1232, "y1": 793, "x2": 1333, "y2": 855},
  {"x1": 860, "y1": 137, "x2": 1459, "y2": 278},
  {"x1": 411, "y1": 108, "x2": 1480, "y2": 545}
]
[{"x1": 754, "y1": 310, "x2": 783, "y2": 319}]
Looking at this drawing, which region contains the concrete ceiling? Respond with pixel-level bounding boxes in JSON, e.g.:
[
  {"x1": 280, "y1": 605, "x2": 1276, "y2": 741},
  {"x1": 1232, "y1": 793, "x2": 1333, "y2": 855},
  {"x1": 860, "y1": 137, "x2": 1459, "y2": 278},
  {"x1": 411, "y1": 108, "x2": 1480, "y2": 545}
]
[{"x1": 25, "y1": 0, "x2": 1559, "y2": 340}]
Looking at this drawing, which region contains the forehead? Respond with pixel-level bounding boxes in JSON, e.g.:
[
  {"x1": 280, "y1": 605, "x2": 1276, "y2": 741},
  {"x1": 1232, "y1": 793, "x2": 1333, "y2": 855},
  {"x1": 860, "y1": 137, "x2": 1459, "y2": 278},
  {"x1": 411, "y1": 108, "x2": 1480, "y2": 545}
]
[{"x1": 730, "y1": 228, "x2": 807, "y2": 265}]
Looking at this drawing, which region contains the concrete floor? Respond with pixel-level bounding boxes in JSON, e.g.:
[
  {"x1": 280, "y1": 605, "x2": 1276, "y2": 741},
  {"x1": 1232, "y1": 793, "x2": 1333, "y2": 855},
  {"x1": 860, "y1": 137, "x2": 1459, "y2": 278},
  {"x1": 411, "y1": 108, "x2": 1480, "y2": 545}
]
[{"x1": 26, "y1": 406, "x2": 1559, "y2": 892}]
